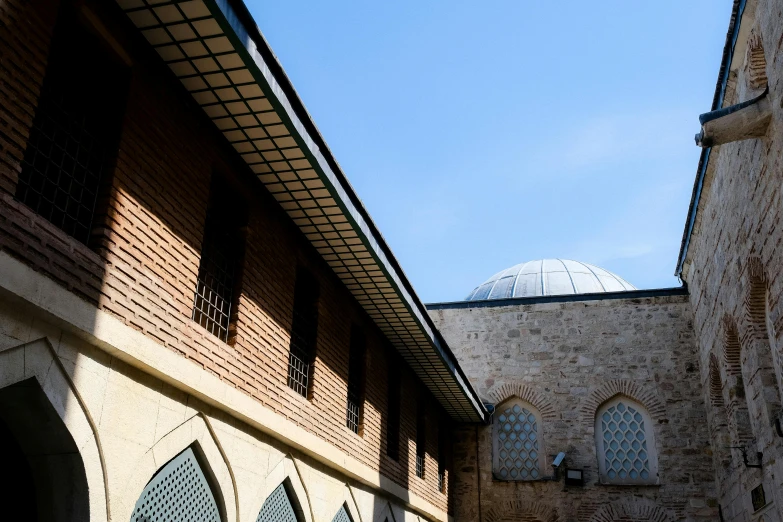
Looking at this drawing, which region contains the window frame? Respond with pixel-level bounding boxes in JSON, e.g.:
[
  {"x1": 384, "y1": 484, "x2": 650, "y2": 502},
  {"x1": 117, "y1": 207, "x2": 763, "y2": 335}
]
[
  {"x1": 287, "y1": 266, "x2": 320, "y2": 399},
  {"x1": 491, "y1": 398, "x2": 546, "y2": 481},
  {"x1": 595, "y1": 396, "x2": 659, "y2": 486}
]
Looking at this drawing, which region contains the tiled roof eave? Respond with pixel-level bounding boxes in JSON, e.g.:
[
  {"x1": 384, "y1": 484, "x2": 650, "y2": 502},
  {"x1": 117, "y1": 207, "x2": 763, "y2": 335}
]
[{"x1": 116, "y1": 0, "x2": 486, "y2": 422}]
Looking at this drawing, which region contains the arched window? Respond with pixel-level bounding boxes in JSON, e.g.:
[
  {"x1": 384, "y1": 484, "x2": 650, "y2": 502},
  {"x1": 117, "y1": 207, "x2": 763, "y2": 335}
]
[
  {"x1": 595, "y1": 397, "x2": 658, "y2": 485},
  {"x1": 331, "y1": 504, "x2": 353, "y2": 522},
  {"x1": 131, "y1": 446, "x2": 221, "y2": 522},
  {"x1": 492, "y1": 399, "x2": 545, "y2": 480},
  {"x1": 257, "y1": 482, "x2": 303, "y2": 522}
]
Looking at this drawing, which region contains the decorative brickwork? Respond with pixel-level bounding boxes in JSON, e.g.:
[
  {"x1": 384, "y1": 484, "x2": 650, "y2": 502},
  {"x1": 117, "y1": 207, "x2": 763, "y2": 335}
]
[
  {"x1": 587, "y1": 499, "x2": 673, "y2": 522},
  {"x1": 746, "y1": 31, "x2": 768, "y2": 90},
  {"x1": 579, "y1": 380, "x2": 665, "y2": 425},
  {"x1": 483, "y1": 500, "x2": 559, "y2": 522},
  {"x1": 489, "y1": 383, "x2": 557, "y2": 420}
]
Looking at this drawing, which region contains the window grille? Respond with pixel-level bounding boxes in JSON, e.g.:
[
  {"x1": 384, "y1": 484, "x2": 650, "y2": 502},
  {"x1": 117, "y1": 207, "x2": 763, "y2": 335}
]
[
  {"x1": 256, "y1": 483, "x2": 299, "y2": 522},
  {"x1": 193, "y1": 224, "x2": 239, "y2": 342},
  {"x1": 16, "y1": 10, "x2": 127, "y2": 244},
  {"x1": 751, "y1": 484, "x2": 767, "y2": 512},
  {"x1": 416, "y1": 394, "x2": 426, "y2": 479},
  {"x1": 346, "y1": 325, "x2": 366, "y2": 434},
  {"x1": 287, "y1": 268, "x2": 319, "y2": 397},
  {"x1": 386, "y1": 354, "x2": 401, "y2": 460},
  {"x1": 494, "y1": 402, "x2": 541, "y2": 480},
  {"x1": 596, "y1": 398, "x2": 658, "y2": 484},
  {"x1": 131, "y1": 447, "x2": 220, "y2": 522},
  {"x1": 192, "y1": 181, "x2": 244, "y2": 344},
  {"x1": 331, "y1": 505, "x2": 353, "y2": 522},
  {"x1": 438, "y1": 421, "x2": 447, "y2": 492}
]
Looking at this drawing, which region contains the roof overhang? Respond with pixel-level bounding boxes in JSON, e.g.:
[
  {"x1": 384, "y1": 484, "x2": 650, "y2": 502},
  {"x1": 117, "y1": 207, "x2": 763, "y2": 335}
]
[
  {"x1": 676, "y1": 0, "x2": 752, "y2": 278},
  {"x1": 114, "y1": 0, "x2": 487, "y2": 422}
]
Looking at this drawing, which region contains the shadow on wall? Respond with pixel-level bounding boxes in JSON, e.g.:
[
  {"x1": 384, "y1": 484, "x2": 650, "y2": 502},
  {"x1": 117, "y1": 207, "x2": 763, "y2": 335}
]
[{"x1": 0, "y1": 0, "x2": 446, "y2": 514}]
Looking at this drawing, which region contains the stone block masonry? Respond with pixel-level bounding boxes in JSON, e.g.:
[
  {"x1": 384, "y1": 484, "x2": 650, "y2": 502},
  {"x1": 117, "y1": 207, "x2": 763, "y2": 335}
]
[{"x1": 429, "y1": 293, "x2": 717, "y2": 521}]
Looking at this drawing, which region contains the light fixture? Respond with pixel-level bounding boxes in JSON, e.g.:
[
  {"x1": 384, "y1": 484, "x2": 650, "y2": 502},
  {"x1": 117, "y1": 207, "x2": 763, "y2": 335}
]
[{"x1": 564, "y1": 468, "x2": 584, "y2": 487}]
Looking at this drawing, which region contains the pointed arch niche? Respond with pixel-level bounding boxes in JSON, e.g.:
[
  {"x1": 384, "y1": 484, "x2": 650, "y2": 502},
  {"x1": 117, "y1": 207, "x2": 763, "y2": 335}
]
[{"x1": 594, "y1": 396, "x2": 659, "y2": 485}]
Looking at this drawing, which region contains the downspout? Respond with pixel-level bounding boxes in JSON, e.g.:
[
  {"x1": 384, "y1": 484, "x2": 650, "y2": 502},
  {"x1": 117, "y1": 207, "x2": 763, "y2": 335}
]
[{"x1": 695, "y1": 88, "x2": 771, "y2": 147}]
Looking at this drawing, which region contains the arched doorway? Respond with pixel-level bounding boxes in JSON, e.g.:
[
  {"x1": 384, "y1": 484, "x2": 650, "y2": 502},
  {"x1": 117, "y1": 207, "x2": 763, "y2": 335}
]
[{"x1": 0, "y1": 378, "x2": 89, "y2": 522}]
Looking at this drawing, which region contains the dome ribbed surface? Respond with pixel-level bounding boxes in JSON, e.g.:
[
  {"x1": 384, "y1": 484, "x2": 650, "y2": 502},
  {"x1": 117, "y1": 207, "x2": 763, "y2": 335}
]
[{"x1": 465, "y1": 259, "x2": 636, "y2": 301}]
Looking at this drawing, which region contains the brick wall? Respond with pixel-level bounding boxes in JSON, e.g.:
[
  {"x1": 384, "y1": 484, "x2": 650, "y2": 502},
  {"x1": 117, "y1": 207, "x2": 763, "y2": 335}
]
[
  {"x1": 430, "y1": 295, "x2": 717, "y2": 521},
  {"x1": 0, "y1": 0, "x2": 449, "y2": 510},
  {"x1": 682, "y1": 0, "x2": 783, "y2": 520}
]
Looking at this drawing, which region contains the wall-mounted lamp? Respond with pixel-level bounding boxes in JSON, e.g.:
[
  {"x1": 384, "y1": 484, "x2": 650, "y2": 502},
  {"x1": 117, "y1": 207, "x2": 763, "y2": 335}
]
[
  {"x1": 564, "y1": 468, "x2": 584, "y2": 487},
  {"x1": 730, "y1": 446, "x2": 763, "y2": 469}
]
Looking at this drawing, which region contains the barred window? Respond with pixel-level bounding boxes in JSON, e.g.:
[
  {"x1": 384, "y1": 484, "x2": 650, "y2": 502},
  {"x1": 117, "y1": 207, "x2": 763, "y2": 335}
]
[
  {"x1": 437, "y1": 423, "x2": 447, "y2": 493},
  {"x1": 386, "y1": 353, "x2": 401, "y2": 460},
  {"x1": 492, "y1": 399, "x2": 545, "y2": 480},
  {"x1": 416, "y1": 390, "x2": 426, "y2": 479},
  {"x1": 287, "y1": 267, "x2": 319, "y2": 398},
  {"x1": 346, "y1": 325, "x2": 366, "y2": 434},
  {"x1": 595, "y1": 397, "x2": 658, "y2": 485},
  {"x1": 192, "y1": 181, "x2": 245, "y2": 343},
  {"x1": 16, "y1": 9, "x2": 128, "y2": 245}
]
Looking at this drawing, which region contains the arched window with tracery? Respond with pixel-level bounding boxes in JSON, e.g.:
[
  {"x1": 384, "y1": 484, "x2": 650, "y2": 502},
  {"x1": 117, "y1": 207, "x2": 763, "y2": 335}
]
[
  {"x1": 492, "y1": 399, "x2": 545, "y2": 480},
  {"x1": 595, "y1": 396, "x2": 658, "y2": 485}
]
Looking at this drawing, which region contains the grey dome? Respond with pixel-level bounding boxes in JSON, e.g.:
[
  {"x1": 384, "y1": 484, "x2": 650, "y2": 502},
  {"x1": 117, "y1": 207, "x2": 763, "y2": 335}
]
[{"x1": 465, "y1": 259, "x2": 636, "y2": 301}]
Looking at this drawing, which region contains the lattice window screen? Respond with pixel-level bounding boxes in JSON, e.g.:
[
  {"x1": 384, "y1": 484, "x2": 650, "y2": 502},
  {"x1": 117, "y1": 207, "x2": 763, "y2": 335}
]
[
  {"x1": 130, "y1": 447, "x2": 220, "y2": 522},
  {"x1": 493, "y1": 402, "x2": 541, "y2": 480},
  {"x1": 599, "y1": 401, "x2": 651, "y2": 481},
  {"x1": 256, "y1": 483, "x2": 298, "y2": 522},
  {"x1": 331, "y1": 505, "x2": 353, "y2": 522}
]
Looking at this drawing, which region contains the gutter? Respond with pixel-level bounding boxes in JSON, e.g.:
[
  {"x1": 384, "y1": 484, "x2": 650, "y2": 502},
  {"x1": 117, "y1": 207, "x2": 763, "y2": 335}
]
[
  {"x1": 426, "y1": 286, "x2": 689, "y2": 311},
  {"x1": 675, "y1": 0, "x2": 747, "y2": 278}
]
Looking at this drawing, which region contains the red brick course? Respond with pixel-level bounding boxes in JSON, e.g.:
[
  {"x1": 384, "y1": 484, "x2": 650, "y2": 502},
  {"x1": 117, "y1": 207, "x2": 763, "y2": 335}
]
[{"x1": 0, "y1": 0, "x2": 450, "y2": 511}]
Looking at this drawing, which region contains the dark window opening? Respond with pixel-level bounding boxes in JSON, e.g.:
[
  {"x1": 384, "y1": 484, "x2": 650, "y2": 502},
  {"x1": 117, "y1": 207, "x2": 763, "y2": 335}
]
[
  {"x1": 416, "y1": 390, "x2": 426, "y2": 479},
  {"x1": 288, "y1": 267, "x2": 319, "y2": 398},
  {"x1": 16, "y1": 7, "x2": 128, "y2": 245},
  {"x1": 386, "y1": 352, "x2": 401, "y2": 460},
  {"x1": 438, "y1": 421, "x2": 447, "y2": 493},
  {"x1": 751, "y1": 484, "x2": 767, "y2": 512},
  {"x1": 346, "y1": 325, "x2": 366, "y2": 434},
  {"x1": 192, "y1": 177, "x2": 246, "y2": 344}
]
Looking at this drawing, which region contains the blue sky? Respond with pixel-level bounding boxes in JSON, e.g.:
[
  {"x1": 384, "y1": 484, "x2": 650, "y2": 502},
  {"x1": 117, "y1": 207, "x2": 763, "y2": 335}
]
[{"x1": 246, "y1": 1, "x2": 733, "y2": 303}]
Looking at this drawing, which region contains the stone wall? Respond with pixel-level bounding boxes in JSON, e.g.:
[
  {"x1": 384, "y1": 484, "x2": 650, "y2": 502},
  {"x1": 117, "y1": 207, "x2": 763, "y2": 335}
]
[
  {"x1": 429, "y1": 293, "x2": 717, "y2": 521},
  {"x1": 681, "y1": 0, "x2": 783, "y2": 520}
]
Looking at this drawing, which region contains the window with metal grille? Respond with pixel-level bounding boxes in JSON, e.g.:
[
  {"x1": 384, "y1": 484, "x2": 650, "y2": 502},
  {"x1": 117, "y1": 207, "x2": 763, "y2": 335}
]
[
  {"x1": 16, "y1": 8, "x2": 128, "y2": 245},
  {"x1": 192, "y1": 180, "x2": 245, "y2": 344},
  {"x1": 493, "y1": 400, "x2": 544, "y2": 480},
  {"x1": 386, "y1": 352, "x2": 401, "y2": 460},
  {"x1": 346, "y1": 325, "x2": 366, "y2": 434},
  {"x1": 287, "y1": 267, "x2": 319, "y2": 398},
  {"x1": 256, "y1": 482, "x2": 301, "y2": 522},
  {"x1": 751, "y1": 484, "x2": 767, "y2": 512},
  {"x1": 595, "y1": 397, "x2": 658, "y2": 485},
  {"x1": 438, "y1": 421, "x2": 447, "y2": 493},
  {"x1": 131, "y1": 447, "x2": 221, "y2": 522},
  {"x1": 416, "y1": 391, "x2": 426, "y2": 479},
  {"x1": 331, "y1": 505, "x2": 353, "y2": 522}
]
